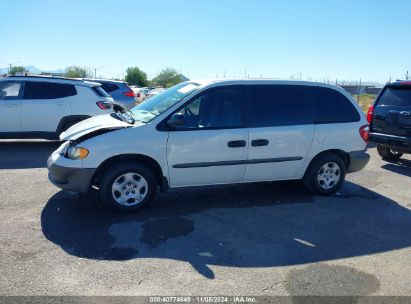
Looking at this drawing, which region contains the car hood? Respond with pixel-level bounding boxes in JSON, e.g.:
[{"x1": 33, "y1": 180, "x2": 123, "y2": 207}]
[{"x1": 60, "y1": 114, "x2": 132, "y2": 141}]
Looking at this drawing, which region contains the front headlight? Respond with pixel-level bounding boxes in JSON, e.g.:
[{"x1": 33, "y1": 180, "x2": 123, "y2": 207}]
[{"x1": 66, "y1": 146, "x2": 89, "y2": 160}]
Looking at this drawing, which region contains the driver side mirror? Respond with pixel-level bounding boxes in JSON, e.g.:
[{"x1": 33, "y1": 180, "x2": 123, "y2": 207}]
[{"x1": 166, "y1": 113, "x2": 185, "y2": 129}]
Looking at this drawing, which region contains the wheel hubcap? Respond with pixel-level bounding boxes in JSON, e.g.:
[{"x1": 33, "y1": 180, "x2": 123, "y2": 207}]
[
  {"x1": 111, "y1": 172, "x2": 148, "y2": 206},
  {"x1": 317, "y1": 162, "x2": 341, "y2": 190}
]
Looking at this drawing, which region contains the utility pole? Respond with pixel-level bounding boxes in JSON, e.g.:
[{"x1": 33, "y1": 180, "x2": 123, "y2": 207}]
[
  {"x1": 121, "y1": 61, "x2": 124, "y2": 80},
  {"x1": 90, "y1": 67, "x2": 103, "y2": 79},
  {"x1": 4, "y1": 61, "x2": 21, "y2": 73},
  {"x1": 406, "y1": 71, "x2": 409, "y2": 80},
  {"x1": 357, "y1": 78, "x2": 362, "y2": 103}
]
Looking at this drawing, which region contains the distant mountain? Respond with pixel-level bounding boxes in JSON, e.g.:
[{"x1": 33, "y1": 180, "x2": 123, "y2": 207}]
[
  {"x1": 42, "y1": 68, "x2": 65, "y2": 74},
  {"x1": 25, "y1": 65, "x2": 42, "y2": 74},
  {"x1": 0, "y1": 65, "x2": 63, "y2": 75}
]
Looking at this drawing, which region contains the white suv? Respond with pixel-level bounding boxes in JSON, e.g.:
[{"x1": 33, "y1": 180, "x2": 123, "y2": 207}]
[
  {"x1": 0, "y1": 76, "x2": 114, "y2": 139},
  {"x1": 47, "y1": 80, "x2": 370, "y2": 212}
]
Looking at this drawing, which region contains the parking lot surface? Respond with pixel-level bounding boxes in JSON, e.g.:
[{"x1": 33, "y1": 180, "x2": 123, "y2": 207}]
[{"x1": 0, "y1": 140, "x2": 410, "y2": 296}]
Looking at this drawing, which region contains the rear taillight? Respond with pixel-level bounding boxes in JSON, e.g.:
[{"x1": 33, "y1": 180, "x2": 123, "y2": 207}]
[
  {"x1": 367, "y1": 105, "x2": 374, "y2": 123},
  {"x1": 96, "y1": 101, "x2": 112, "y2": 110},
  {"x1": 359, "y1": 125, "x2": 369, "y2": 142},
  {"x1": 124, "y1": 85, "x2": 135, "y2": 97},
  {"x1": 137, "y1": 93, "x2": 141, "y2": 98},
  {"x1": 124, "y1": 90, "x2": 135, "y2": 97}
]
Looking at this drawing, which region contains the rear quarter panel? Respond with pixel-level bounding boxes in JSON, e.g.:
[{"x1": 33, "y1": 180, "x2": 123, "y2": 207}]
[
  {"x1": 71, "y1": 85, "x2": 111, "y2": 116},
  {"x1": 299, "y1": 89, "x2": 368, "y2": 178},
  {"x1": 300, "y1": 121, "x2": 368, "y2": 178}
]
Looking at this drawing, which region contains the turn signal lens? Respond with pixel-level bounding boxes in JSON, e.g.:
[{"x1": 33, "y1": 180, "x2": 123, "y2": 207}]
[{"x1": 67, "y1": 146, "x2": 89, "y2": 160}]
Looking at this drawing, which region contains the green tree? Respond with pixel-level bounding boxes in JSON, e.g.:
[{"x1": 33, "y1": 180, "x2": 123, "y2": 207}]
[
  {"x1": 64, "y1": 66, "x2": 92, "y2": 78},
  {"x1": 152, "y1": 68, "x2": 182, "y2": 88},
  {"x1": 9, "y1": 66, "x2": 26, "y2": 75},
  {"x1": 125, "y1": 67, "x2": 149, "y2": 87}
]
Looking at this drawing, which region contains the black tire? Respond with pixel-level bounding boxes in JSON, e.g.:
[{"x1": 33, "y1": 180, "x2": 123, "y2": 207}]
[
  {"x1": 303, "y1": 152, "x2": 346, "y2": 195},
  {"x1": 99, "y1": 162, "x2": 158, "y2": 212},
  {"x1": 377, "y1": 145, "x2": 403, "y2": 160}
]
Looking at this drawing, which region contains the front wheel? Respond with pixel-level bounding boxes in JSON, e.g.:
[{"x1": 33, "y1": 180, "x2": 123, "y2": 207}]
[
  {"x1": 99, "y1": 162, "x2": 158, "y2": 212},
  {"x1": 303, "y1": 153, "x2": 346, "y2": 195}
]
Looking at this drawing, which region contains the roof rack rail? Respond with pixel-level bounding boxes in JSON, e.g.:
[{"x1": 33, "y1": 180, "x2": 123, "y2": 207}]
[{"x1": 5, "y1": 75, "x2": 84, "y2": 82}]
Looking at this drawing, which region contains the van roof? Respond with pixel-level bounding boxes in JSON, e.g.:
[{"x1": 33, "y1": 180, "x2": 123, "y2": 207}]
[{"x1": 194, "y1": 78, "x2": 345, "y2": 90}]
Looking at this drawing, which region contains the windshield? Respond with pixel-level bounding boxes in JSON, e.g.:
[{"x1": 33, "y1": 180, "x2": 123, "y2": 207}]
[{"x1": 128, "y1": 82, "x2": 200, "y2": 123}]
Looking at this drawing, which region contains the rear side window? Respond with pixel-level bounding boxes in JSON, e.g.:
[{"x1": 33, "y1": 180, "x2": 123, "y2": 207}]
[
  {"x1": 24, "y1": 81, "x2": 77, "y2": 99},
  {"x1": 91, "y1": 86, "x2": 110, "y2": 97},
  {"x1": 100, "y1": 82, "x2": 119, "y2": 93},
  {"x1": 0, "y1": 82, "x2": 22, "y2": 100},
  {"x1": 376, "y1": 86, "x2": 411, "y2": 107},
  {"x1": 310, "y1": 86, "x2": 360, "y2": 123},
  {"x1": 247, "y1": 85, "x2": 311, "y2": 127}
]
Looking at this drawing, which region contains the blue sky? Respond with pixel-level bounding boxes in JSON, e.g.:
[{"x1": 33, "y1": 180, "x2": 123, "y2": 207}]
[{"x1": 1, "y1": 0, "x2": 410, "y2": 82}]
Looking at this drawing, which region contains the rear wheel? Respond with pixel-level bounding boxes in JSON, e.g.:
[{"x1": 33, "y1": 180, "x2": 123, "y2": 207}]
[
  {"x1": 377, "y1": 145, "x2": 403, "y2": 160},
  {"x1": 99, "y1": 162, "x2": 158, "y2": 212},
  {"x1": 303, "y1": 153, "x2": 346, "y2": 195}
]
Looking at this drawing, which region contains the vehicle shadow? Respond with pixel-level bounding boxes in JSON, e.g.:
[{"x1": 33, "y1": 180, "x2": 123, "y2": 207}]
[
  {"x1": 41, "y1": 181, "x2": 411, "y2": 279},
  {"x1": 381, "y1": 158, "x2": 411, "y2": 178},
  {"x1": 0, "y1": 141, "x2": 60, "y2": 169}
]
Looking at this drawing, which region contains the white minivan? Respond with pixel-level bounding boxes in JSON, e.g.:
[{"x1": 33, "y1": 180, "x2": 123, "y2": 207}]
[
  {"x1": 0, "y1": 76, "x2": 114, "y2": 139},
  {"x1": 47, "y1": 80, "x2": 370, "y2": 212}
]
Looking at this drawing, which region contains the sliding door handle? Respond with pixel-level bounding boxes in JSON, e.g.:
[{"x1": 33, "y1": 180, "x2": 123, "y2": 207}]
[
  {"x1": 251, "y1": 139, "x2": 269, "y2": 147},
  {"x1": 227, "y1": 140, "x2": 246, "y2": 148}
]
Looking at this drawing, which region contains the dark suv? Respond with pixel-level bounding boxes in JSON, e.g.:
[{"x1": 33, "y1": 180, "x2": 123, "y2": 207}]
[{"x1": 368, "y1": 81, "x2": 411, "y2": 160}]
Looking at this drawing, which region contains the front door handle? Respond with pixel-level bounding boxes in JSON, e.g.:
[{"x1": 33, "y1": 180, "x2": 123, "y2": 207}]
[
  {"x1": 251, "y1": 139, "x2": 269, "y2": 147},
  {"x1": 227, "y1": 140, "x2": 246, "y2": 148}
]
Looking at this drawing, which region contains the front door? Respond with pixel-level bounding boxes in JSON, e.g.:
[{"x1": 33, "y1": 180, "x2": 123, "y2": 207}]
[
  {"x1": 0, "y1": 81, "x2": 23, "y2": 132},
  {"x1": 166, "y1": 86, "x2": 248, "y2": 187}
]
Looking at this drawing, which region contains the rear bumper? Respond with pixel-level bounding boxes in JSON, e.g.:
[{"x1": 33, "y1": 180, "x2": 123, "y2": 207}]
[
  {"x1": 369, "y1": 132, "x2": 411, "y2": 153},
  {"x1": 347, "y1": 151, "x2": 370, "y2": 173},
  {"x1": 48, "y1": 159, "x2": 95, "y2": 193}
]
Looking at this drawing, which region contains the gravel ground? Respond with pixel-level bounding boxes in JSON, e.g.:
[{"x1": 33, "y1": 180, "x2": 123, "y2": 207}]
[{"x1": 0, "y1": 140, "x2": 410, "y2": 297}]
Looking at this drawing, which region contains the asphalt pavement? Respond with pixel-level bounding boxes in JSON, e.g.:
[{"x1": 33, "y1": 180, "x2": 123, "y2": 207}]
[{"x1": 0, "y1": 140, "x2": 410, "y2": 297}]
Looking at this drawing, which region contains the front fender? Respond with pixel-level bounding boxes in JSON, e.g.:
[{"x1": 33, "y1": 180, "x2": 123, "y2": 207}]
[{"x1": 80, "y1": 124, "x2": 168, "y2": 176}]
